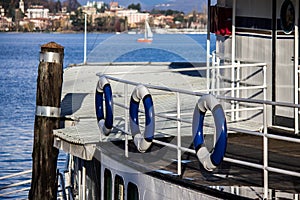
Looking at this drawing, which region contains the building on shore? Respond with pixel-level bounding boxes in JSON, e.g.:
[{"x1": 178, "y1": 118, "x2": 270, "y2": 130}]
[{"x1": 116, "y1": 9, "x2": 149, "y2": 27}]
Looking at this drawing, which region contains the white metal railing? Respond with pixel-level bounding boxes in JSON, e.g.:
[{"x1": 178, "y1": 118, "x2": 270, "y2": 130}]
[
  {"x1": 0, "y1": 170, "x2": 31, "y2": 198},
  {"x1": 97, "y1": 63, "x2": 300, "y2": 199}
]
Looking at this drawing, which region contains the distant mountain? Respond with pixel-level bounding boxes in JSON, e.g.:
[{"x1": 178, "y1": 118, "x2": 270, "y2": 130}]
[
  {"x1": 143, "y1": 0, "x2": 208, "y2": 13},
  {"x1": 78, "y1": 0, "x2": 209, "y2": 13}
]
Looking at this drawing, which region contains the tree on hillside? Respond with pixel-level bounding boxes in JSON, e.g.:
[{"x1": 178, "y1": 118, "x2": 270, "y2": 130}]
[
  {"x1": 70, "y1": 8, "x2": 85, "y2": 31},
  {"x1": 127, "y1": 3, "x2": 141, "y2": 12},
  {"x1": 150, "y1": 8, "x2": 183, "y2": 16}
]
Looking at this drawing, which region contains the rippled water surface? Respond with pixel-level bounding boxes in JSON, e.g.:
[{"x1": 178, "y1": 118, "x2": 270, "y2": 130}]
[{"x1": 0, "y1": 33, "x2": 111, "y2": 199}]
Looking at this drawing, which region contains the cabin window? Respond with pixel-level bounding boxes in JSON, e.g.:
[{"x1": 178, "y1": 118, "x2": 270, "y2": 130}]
[
  {"x1": 104, "y1": 169, "x2": 112, "y2": 200},
  {"x1": 280, "y1": 0, "x2": 295, "y2": 34},
  {"x1": 127, "y1": 182, "x2": 139, "y2": 200},
  {"x1": 114, "y1": 175, "x2": 124, "y2": 200},
  {"x1": 210, "y1": 6, "x2": 232, "y2": 36}
]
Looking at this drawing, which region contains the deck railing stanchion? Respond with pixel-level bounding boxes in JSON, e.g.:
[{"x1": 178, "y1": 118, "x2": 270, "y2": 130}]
[
  {"x1": 78, "y1": 167, "x2": 82, "y2": 200},
  {"x1": 236, "y1": 61, "x2": 240, "y2": 120},
  {"x1": 83, "y1": 14, "x2": 87, "y2": 64},
  {"x1": 207, "y1": 0, "x2": 211, "y2": 93},
  {"x1": 212, "y1": 54, "x2": 216, "y2": 95},
  {"x1": 176, "y1": 92, "x2": 182, "y2": 175},
  {"x1": 82, "y1": 164, "x2": 86, "y2": 200},
  {"x1": 125, "y1": 83, "x2": 129, "y2": 157},
  {"x1": 231, "y1": 0, "x2": 236, "y2": 122},
  {"x1": 263, "y1": 63, "x2": 268, "y2": 199},
  {"x1": 216, "y1": 56, "x2": 221, "y2": 96},
  {"x1": 295, "y1": 0, "x2": 299, "y2": 134}
]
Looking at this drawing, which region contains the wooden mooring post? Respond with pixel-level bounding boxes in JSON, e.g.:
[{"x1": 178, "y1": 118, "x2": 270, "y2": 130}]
[{"x1": 29, "y1": 42, "x2": 64, "y2": 200}]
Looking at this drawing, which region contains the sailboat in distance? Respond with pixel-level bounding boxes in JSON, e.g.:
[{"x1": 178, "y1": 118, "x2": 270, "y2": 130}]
[{"x1": 137, "y1": 18, "x2": 153, "y2": 43}]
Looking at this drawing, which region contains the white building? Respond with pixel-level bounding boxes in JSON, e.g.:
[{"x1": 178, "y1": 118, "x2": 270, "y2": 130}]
[
  {"x1": 116, "y1": 9, "x2": 149, "y2": 25},
  {"x1": 86, "y1": 1, "x2": 104, "y2": 9},
  {"x1": 27, "y1": 6, "x2": 49, "y2": 19},
  {"x1": 19, "y1": 0, "x2": 24, "y2": 13}
]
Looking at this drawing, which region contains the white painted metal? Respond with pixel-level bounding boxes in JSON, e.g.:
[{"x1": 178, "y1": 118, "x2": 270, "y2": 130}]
[
  {"x1": 82, "y1": 165, "x2": 86, "y2": 200},
  {"x1": 78, "y1": 167, "x2": 82, "y2": 200},
  {"x1": 39, "y1": 52, "x2": 61, "y2": 63},
  {"x1": 35, "y1": 105, "x2": 61, "y2": 118},
  {"x1": 176, "y1": 92, "x2": 181, "y2": 175},
  {"x1": 207, "y1": 0, "x2": 211, "y2": 92},
  {"x1": 263, "y1": 65, "x2": 268, "y2": 199},
  {"x1": 295, "y1": 0, "x2": 299, "y2": 134},
  {"x1": 125, "y1": 84, "x2": 129, "y2": 158},
  {"x1": 0, "y1": 169, "x2": 31, "y2": 180},
  {"x1": 84, "y1": 13, "x2": 87, "y2": 64},
  {"x1": 0, "y1": 170, "x2": 31, "y2": 197},
  {"x1": 231, "y1": 0, "x2": 236, "y2": 121}
]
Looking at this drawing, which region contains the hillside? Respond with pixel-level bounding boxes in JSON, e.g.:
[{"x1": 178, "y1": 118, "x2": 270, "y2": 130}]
[{"x1": 2, "y1": 0, "x2": 81, "y2": 17}]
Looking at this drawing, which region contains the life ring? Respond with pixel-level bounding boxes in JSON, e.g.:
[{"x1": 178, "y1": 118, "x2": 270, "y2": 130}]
[
  {"x1": 95, "y1": 76, "x2": 113, "y2": 136},
  {"x1": 130, "y1": 85, "x2": 155, "y2": 153},
  {"x1": 192, "y1": 94, "x2": 227, "y2": 171}
]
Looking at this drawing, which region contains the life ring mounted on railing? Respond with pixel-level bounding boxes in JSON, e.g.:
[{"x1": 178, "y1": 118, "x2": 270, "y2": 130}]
[
  {"x1": 95, "y1": 76, "x2": 113, "y2": 136},
  {"x1": 192, "y1": 94, "x2": 227, "y2": 171},
  {"x1": 130, "y1": 85, "x2": 155, "y2": 153},
  {"x1": 95, "y1": 76, "x2": 227, "y2": 171}
]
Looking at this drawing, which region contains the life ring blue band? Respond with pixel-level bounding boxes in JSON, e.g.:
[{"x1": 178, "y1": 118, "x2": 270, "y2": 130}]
[
  {"x1": 130, "y1": 94, "x2": 155, "y2": 141},
  {"x1": 95, "y1": 79, "x2": 113, "y2": 135},
  {"x1": 129, "y1": 85, "x2": 155, "y2": 152},
  {"x1": 192, "y1": 94, "x2": 227, "y2": 170}
]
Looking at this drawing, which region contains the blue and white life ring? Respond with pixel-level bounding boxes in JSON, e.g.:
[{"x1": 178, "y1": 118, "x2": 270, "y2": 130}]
[
  {"x1": 130, "y1": 85, "x2": 155, "y2": 153},
  {"x1": 192, "y1": 94, "x2": 227, "y2": 171},
  {"x1": 95, "y1": 76, "x2": 113, "y2": 136}
]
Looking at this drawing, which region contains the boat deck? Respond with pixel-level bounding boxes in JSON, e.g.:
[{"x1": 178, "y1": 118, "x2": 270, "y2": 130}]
[
  {"x1": 53, "y1": 62, "x2": 300, "y2": 199},
  {"x1": 96, "y1": 133, "x2": 300, "y2": 194}
]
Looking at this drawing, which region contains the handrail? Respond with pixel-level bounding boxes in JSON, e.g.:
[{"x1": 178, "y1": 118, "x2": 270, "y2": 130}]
[
  {"x1": 97, "y1": 62, "x2": 267, "y2": 76},
  {"x1": 0, "y1": 169, "x2": 31, "y2": 197},
  {"x1": 101, "y1": 74, "x2": 300, "y2": 109},
  {"x1": 0, "y1": 169, "x2": 31, "y2": 181},
  {"x1": 97, "y1": 63, "x2": 300, "y2": 198}
]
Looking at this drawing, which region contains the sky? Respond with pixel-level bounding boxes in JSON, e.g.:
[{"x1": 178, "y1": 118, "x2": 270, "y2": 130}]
[{"x1": 79, "y1": 0, "x2": 214, "y2": 13}]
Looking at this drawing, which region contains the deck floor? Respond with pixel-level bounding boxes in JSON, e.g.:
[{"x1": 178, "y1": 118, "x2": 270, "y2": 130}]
[{"x1": 96, "y1": 132, "x2": 300, "y2": 197}]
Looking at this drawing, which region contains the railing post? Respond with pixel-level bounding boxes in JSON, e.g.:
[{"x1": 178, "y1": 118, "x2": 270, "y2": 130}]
[
  {"x1": 84, "y1": 13, "x2": 87, "y2": 64},
  {"x1": 231, "y1": 0, "x2": 236, "y2": 122},
  {"x1": 216, "y1": 56, "x2": 221, "y2": 96},
  {"x1": 125, "y1": 83, "x2": 129, "y2": 157},
  {"x1": 295, "y1": 0, "x2": 299, "y2": 134},
  {"x1": 212, "y1": 58, "x2": 216, "y2": 95},
  {"x1": 82, "y1": 164, "x2": 86, "y2": 200},
  {"x1": 207, "y1": 0, "x2": 211, "y2": 93},
  {"x1": 176, "y1": 92, "x2": 181, "y2": 175},
  {"x1": 263, "y1": 64, "x2": 269, "y2": 199},
  {"x1": 78, "y1": 167, "x2": 82, "y2": 200},
  {"x1": 236, "y1": 61, "x2": 240, "y2": 120}
]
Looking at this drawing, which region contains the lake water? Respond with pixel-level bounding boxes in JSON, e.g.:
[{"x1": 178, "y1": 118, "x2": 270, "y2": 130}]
[{"x1": 0, "y1": 32, "x2": 214, "y2": 199}]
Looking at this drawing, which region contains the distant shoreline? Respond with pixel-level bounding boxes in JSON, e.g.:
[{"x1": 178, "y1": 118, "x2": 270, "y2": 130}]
[{"x1": 0, "y1": 28, "x2": 208, "y2": 35}]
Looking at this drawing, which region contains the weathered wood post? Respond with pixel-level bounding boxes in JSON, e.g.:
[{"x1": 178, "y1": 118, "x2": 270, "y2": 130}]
[{"x1": 29, "y1": 42, "x2": 64, "y2": 200}]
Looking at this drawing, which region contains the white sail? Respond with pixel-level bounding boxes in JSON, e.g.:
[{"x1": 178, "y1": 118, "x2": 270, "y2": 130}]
[{"x1": 145, "y1": 20, "x2": 153, "y2": 39}]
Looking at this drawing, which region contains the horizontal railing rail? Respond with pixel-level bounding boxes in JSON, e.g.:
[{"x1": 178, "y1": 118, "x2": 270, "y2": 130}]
[
  {"x1": 0, "y1": 169, "x2": 31, "y2": 197},
  {"x1": 101, "y1": 73, "x2": 300, "y2": 109}
]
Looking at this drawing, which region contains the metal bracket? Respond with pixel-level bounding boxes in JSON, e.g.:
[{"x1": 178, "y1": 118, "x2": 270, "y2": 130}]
[
  {"x1": 39, "y1": 52, "x2": 61, "y2": 64},
  {"x1": 36, "y1": 106, "x2": 61, "y2": 118}
]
